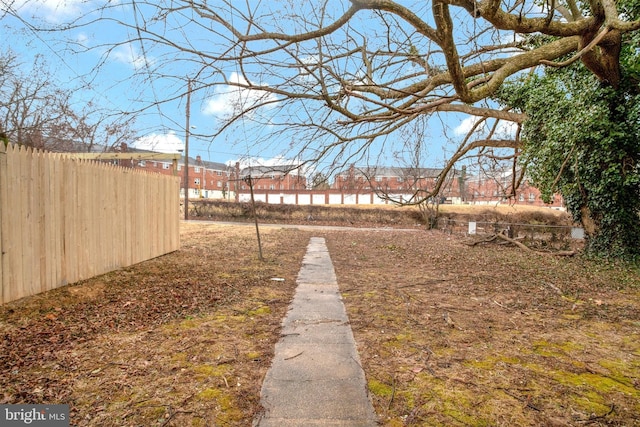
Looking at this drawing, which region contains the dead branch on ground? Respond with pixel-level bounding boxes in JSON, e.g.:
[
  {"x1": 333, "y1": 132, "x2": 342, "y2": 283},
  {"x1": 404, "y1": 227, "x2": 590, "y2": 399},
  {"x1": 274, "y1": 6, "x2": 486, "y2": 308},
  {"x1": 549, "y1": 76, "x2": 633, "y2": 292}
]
[{"x1": 465, "y1": 233, "x2": 576, "y2": 256}]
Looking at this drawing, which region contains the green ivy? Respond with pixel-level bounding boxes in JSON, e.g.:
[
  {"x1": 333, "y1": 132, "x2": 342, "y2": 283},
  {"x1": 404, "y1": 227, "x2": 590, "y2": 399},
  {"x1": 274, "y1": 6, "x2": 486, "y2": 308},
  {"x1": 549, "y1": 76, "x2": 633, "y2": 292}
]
[{"x1": 497, "y1": 63, "x2": 640, "y2": 261}]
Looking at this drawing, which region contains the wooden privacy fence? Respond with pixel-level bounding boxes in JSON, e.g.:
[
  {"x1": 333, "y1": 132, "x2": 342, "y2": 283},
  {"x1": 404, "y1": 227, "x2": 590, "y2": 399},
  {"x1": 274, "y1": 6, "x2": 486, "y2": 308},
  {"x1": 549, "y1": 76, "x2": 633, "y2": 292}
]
[{"x1": 0, "y1": 144, "x2": 180, "y2": 304}]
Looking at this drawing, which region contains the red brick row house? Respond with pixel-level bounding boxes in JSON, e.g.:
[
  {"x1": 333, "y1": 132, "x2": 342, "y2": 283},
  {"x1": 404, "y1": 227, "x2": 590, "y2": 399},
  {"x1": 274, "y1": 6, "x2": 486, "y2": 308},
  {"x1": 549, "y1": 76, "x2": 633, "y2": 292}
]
[
  {"x1": 130, "y1": 154, "x2": 235, "y2": 200},
  {"x1": 237, "y1": 164, "x2": 307, "y2": 192},
  {"x1": 116, "y1": 141, "x2": 562, "y2": 207},
  {"x1": 332, "y1": 164, "x2": 564, "y2": 208}
]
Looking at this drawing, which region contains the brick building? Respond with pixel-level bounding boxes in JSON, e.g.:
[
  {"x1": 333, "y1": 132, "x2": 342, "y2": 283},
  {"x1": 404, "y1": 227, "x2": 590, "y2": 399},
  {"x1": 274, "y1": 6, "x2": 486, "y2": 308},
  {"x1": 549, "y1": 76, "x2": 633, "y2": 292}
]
[
  {"x1": 332, "y1": 164, "x2": 564, "y2": 208},
  {"x1": 131, "y1": 154, "x2": 234, "y2": 200},
  {"x1": 333, "y1": 165, "x2": 462, "y2": 202},
  {"x1": 237, "y1": 164, "x2": 307, "y2": 192},
  {"x1": 463, "y1": 168, "x2": 563, "y2": 208}
]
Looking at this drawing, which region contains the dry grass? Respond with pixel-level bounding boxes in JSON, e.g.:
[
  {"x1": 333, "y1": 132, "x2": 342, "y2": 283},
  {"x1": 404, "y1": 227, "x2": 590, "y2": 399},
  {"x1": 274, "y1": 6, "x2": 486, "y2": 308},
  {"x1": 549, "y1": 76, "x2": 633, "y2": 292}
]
[
  {"x1": 327, "y1": 231, "x2": 640, "y2": 426},
  {"x1": 1, "y1": 223, "x2": 313, "y2": 426},
  {"x1": 1, "y1": 216, "x2": 639, "y2": 426}
]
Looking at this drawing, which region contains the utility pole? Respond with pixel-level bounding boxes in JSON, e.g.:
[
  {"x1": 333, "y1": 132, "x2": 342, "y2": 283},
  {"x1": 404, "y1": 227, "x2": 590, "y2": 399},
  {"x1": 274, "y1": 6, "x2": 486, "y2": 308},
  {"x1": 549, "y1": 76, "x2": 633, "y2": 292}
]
[{"x1": 184, "y1": 78, "x2": 191, "y2": 221}]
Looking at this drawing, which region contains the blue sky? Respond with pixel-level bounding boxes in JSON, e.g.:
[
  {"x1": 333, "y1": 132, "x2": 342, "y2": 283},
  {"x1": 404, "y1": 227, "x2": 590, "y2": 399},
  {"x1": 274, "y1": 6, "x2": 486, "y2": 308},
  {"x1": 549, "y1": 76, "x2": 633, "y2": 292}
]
[{"x1": 2, "y1": 0, "x2": 519, "y2": 174}]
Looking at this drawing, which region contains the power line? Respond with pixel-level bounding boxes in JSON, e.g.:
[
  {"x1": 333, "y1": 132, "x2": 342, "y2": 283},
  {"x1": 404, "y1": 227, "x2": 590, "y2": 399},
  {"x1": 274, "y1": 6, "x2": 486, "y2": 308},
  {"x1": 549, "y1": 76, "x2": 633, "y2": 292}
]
[{"x1": 130, "y1": 0, "x2": 167, "y2": 131}]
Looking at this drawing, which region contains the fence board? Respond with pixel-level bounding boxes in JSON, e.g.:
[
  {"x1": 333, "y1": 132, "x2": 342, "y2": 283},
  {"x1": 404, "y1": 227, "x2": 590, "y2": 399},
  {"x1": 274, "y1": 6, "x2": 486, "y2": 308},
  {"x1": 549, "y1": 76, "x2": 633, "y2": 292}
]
[
  {"x1": 0, "y1": 144, "x2": 180, "y2": 304},
  {"x1": 0, "y1": 145, "x2": 6, "y2": 303}
]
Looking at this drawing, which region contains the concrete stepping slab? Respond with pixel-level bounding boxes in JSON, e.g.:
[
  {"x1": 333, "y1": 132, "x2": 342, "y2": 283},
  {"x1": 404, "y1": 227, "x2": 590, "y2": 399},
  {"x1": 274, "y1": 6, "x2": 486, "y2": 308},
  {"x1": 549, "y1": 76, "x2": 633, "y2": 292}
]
[{"x1": 254, "y1": 237, "x2": 378, "y2": 427}]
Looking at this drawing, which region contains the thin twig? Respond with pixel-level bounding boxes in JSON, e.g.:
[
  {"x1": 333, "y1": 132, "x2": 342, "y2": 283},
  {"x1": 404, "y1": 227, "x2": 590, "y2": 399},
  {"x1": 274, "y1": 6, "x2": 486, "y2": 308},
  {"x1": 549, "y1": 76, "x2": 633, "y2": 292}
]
[
  {"x1": 581, "y1": 404, "x2": 615, "y2": 424},
  {"x1": 387, "y1": 376, "x2": 396, "y2": 410},
  {"x1": 161, "y1": 409, "x2": 194, "y2": 427},
  {"x1": 284, "y1": 351, "x2": 303, "y2": 360}
]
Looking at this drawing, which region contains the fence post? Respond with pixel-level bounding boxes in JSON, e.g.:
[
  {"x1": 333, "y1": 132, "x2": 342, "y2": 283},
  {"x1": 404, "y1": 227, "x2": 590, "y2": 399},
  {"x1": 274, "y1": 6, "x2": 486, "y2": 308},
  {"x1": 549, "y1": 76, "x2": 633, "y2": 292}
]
[
  {"x1": 0, "y1": 144, "x2": 6, "y2": 304},
  {"x1": 468, "y1": 221, "x2": 477, "y2": 235}
]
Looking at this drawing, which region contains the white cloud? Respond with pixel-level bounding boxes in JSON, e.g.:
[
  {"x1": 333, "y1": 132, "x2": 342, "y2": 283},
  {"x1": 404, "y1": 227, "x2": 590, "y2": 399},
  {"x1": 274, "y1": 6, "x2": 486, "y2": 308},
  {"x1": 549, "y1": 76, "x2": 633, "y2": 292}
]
[
  {"x1": 203, "y1": 72, "x2": 279, "y2": 117},
  {"x1": 298, "y1": 55, "x2": 318, "y2": 76},
  {"x1": 75, "y1": 32, "x2": 89, "y2": 46},
  {"x1": 454, "y1": 116, "x2": 483, "y2": 136},
  {"x1": 7, "y1": 0, "x2": 87, "y2": 22},
  {"x1": 454, "y1": 116, "x2": 518, "y2": 139},
  {"x1": 230, "y1": 155, "x2": 296, "y2": 169},
  {"x1": 230, "y1": 155, "x2": 314, "y2": 179},
  {"x1": 133, "y1": 131, "x2": 183, "y2": 153},
  {"x1": 495, "y1": 120, "x2": 519, "y2": 139},
  {"x1": 111, "y1": 43, "x2": 152, "y2": 70}
]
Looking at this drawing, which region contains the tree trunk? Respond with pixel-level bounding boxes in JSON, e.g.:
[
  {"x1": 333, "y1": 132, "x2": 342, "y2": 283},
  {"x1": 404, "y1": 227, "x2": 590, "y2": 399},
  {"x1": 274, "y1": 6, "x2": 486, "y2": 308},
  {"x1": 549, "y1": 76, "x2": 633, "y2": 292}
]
[{"x1": 579, "y1": 205, "x2": 599, "y2": 237}]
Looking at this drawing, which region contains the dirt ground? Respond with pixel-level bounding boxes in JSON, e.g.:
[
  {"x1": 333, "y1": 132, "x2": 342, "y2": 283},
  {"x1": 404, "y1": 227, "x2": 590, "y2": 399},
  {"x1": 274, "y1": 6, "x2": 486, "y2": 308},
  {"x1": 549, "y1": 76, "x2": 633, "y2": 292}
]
[{"x1": 1, "y1": 220, "x2": 639, "y2": 426}]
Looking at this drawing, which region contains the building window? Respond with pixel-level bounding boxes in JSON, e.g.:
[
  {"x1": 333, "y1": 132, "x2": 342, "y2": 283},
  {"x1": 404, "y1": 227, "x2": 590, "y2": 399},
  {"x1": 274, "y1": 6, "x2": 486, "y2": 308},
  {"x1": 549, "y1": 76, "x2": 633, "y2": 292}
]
[
  {"x1": 519, "y1": 193, "x2": 524, "y2": 202},
  {"x1": 194, "y1": 178, "x2": 201, "y2": 185},
  {"x1": 375, "y1": 176, "x2": 382, "y2": 182},
  {"x1": 162, "y1": 163, "x2": 170, "y2": 170},
  {"x1": 217, "y1": 181, "x2": 222, "y2": 188},
  {"x1": 216, "y1": 171, "x2": 222, "y2": 176},
  {"x1": 529, "y1": 193, "x2": 535, "y2": 202},
  {"x1": 270, "y1": 184, "x2": 275, "y2": 190},
  {"x1": 194, "y1": 167, "x2": 201, "y2": 173}
]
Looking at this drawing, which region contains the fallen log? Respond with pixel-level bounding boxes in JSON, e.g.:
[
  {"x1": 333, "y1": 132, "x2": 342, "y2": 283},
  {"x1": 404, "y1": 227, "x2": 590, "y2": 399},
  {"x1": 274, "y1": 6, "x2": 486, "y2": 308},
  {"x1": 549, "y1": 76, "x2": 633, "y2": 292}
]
[{"x1": 466, "y1": 233, "x2": 576, "y2": 257}]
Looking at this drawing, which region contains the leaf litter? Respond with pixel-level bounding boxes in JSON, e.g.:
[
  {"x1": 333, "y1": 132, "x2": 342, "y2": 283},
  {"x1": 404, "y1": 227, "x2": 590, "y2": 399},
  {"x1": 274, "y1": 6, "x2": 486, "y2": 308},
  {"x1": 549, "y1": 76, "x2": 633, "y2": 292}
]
[{"x1": 1, "y1": 221, "x2": 639, "y2": 426}]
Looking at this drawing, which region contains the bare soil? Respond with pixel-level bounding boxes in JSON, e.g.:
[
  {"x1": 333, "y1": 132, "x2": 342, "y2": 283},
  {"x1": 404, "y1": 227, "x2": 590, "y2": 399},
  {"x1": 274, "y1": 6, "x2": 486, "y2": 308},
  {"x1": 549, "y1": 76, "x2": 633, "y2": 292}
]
[{"x1": 1, "y1": 218, "x2": 639, "y2": 426}]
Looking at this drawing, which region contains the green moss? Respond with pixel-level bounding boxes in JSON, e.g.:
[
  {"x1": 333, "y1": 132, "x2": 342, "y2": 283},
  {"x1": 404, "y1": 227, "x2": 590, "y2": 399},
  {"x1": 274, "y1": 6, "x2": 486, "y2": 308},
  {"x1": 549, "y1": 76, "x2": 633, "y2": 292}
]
[
  {"x1": 551, "y1": 369, "x2": 640, "y2": 397},
  {"x1": 196, "y1": 387, "x2": 237, "y2": 415},
  {"x1": 598, "y1": 360, "x2": 639, "y2": 385},
  {"x1": 413, "y1": 375, "x2": 491, "y2": 426},
  {"x1": 196, "y1": 387, "x2": 243, "y2": 423},
  {"x1": 559, "y1": 341, "x2": 583, "y2": 352},
  {"x1": 197, "y1": 387, "x2": 222, "y2": 399},
  {"x1": 246, "y1": 351, "x2": 261, "y2": 360},
  {"x1": 465, "y1": 355, "x2": 521, "y2": 370},
  {"x1": 532, "y1": 340, "x2": 583, "y2": 357},
  {"x1": 394, "y1": 333, "x2": 412, "y2": 342},
  {"x1": 572, "y1": 391, "x2": 610, "y2": 414},
  {"x1": 212, "y1": 314, "x2": 228, "y2": 323},
  {"x1": 368, "y1": 378, "x2": 394, "y2": 397},
  {"x1": 171, "y1": 352, "x2": 187, "y2": 363},
  {"x1": 248, "y1": 305, "x2": 271, "y2": 316},
  {"x1": 180, "y1": 319, "x2": 198, "y2": 328},
  {"x1": 193, "y1": 363, "x2": 230, "y2": 378},
  {"x1": 441, "y1": 403, "x2": 489, "y2": 426}
]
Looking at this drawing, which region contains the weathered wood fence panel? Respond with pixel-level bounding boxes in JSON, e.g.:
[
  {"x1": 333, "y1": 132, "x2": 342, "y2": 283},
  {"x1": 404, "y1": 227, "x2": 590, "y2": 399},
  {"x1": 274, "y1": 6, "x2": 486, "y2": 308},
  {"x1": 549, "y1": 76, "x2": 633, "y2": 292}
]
[{"x1": 0, "y1": 144, "x2": 180, "y2": 304}]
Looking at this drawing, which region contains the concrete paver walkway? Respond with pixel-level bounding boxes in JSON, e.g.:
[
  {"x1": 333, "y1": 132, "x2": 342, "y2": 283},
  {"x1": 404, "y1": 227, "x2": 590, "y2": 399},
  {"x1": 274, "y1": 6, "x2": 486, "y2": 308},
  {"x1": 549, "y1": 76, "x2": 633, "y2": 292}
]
[{"x1": 254, "y1": 237, "x2": 378, "y2": 426}]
